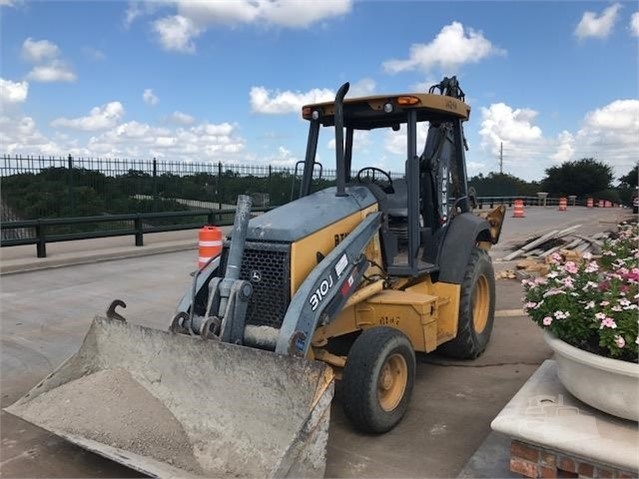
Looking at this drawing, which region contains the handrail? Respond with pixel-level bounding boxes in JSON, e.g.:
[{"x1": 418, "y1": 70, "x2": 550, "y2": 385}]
[{"x1": 0, "y1": 207, "x2": 269, "y2": 258}]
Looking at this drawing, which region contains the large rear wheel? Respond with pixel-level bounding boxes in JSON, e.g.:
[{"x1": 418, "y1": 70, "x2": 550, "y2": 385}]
[
  {"x1": 341, "y1": 327, "x2": 415, "y2": 433},
  {"x1": 439, "y1": 247, "x2": 495, "y2": 359}
]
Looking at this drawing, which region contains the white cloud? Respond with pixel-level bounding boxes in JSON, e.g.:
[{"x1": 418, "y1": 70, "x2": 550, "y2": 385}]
[
  {"x1": 22, "y1": 38, "x2": 77, "y2": 83},
  {"x1": 479, "y1": 103, "x2": 543, "y2": 152},
  {"x1": 153, "y1": 14, "x2": 201, "y2": 53},
  {"x1": 0, "y1": 78, "x2": 28, "y2": 103},
  {"x1": 51, "y1": 101, "x2": 125, "y2": 131},
  {"x1": 383, "y1": 22, "x2": 505, "y2": 74},
  {"x1": 250, "y1": 86, "x2": 334, "y2": 114},
  {"x1": 259, "y1": 146, "x2": 300, "y2": 167},
  {"x1": 166, "y1": 111, "x2": 195, "y2": 125},
  {"x1": 176, "y1": 0, "x2": 351, "y2": 28},
  {"x1": 26, "y1": 61, "x2": 77, "y2": 82},
  {"x1": 476, "y1": 99, "x2": 639, "y2": 180},
  {"x1": 254, "y1": 0, "x2": 352, "y2": 28},
  {"x1": 0, "y1": 115, "x2": 65, "y2": 156},
  {"x1": 551, "y1": 131, "x2": 575, "y2": 163},
  {"x1": 348, "y1": 78, "x2": 376, "y2": 97},
  {"x1": 575, "y1": 3, "x2": 621, "y2": 39},
  {"x1": 87, "y1": 120, "x2": 245, "y2": 160},
  {"x1": 21, "y1": 37, "x2": 60, "y2": 62},
  {"x1": 384, "y1": 123, "x2": 430, "y2": 156},
  {"x1": 572, "y1": 99, "x2": 639, "y2": 172},
  {"x1": 151, "y1": 1, "x2": 352, "y2": 53},
  {"x1": 143, "y1": 88, "x2": 159, "y2": 106},
  {"x1": 630, "y1": 12, "x2": 639, "y2": 36},
  {"x1": 123, "y1": 1, "x2": 167, "y2": 28}
]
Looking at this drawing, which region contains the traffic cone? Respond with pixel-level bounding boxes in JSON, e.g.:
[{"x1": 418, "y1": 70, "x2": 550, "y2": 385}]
[
  {"x1": 198, "y1": 225, "x2": 223, "y2": 269},
  {"x1": 512, "y1": 199, "x2": 525, "y2": 218},
  {"x1": 558, "y1": 197, "x2": 568, "y2": 211}
]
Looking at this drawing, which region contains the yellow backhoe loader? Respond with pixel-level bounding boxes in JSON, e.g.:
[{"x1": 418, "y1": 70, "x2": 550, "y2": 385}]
[{"x1": 6, "y1": 77, "x2": 505, "y2": 478}]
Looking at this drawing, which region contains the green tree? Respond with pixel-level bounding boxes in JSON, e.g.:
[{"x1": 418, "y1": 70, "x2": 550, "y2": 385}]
[
  {"x1": 541, "y1": 158, "x2": 612, "y2": 197},
  {"x1": 468, "y1": 172, "x2": 539, "y2": 197},
  {"x1": 619, "y1": 164, "x2": 638, "y2": 188}
]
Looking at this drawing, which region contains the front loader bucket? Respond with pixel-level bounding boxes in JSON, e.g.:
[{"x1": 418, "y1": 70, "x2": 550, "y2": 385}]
[{"x1": 5, "y1": 316, "x2": 334, "y2": 478}]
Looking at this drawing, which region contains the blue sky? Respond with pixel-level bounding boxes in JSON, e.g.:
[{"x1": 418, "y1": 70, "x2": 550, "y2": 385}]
[{"x1": 1, "y1": 0, "x2": 637, "y2": 181}]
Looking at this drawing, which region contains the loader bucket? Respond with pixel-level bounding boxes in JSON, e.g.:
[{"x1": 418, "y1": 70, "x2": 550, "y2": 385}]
[{"x1": 5, "y1": 316, "x2": 334, "y2": 478}]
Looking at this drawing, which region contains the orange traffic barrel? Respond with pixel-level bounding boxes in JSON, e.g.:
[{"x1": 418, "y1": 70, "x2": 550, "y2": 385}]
[
  {"x1": 198, "y1": 226, "x2": 223, "y2": 269},
  {"x1": 605, "y1": 200, "x2": 612, "y2": 208},
  {"x1": 587, "y1": 198, "x2": 593, "y2": 208},
  {"x1": 558, "y1": 197, "x2": 568, "y2": 211},
  {"x1": 598, "y1": 199, "x2": 604, "y2": 208},
  {"x1": 512, "y1": 199, "x2": 525, "y2": 218}
]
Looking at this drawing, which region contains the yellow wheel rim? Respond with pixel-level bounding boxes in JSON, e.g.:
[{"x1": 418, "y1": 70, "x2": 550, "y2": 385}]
[
  {"x1": 473, "y1": 274, "x2": 490, "y2": 333},
  {"x1": 377, "y1": 353, "x2": 408, "y2": 412}
]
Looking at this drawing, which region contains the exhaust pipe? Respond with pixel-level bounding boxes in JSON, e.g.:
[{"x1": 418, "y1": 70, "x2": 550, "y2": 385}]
[{"x1": 334, "y1": 82, "x2": 350, "y2": 197}]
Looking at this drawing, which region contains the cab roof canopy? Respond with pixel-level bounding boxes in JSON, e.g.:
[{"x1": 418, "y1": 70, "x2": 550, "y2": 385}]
[{"x1": 302, "y1": 93, "x2": 470, "y2": 130}]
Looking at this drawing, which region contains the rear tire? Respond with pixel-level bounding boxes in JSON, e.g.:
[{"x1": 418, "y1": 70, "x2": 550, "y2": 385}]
[
  {"x1": 439, "y1": 247, "x2": 495, "y2": 359},
  {"x1": 341, "y1": 327, "x2": 415, "y2": 433}
]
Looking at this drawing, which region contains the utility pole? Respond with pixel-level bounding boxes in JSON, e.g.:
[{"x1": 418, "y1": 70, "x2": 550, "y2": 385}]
[{"x1": 499, "y1": 142, "x2": 503, "y2": 174}]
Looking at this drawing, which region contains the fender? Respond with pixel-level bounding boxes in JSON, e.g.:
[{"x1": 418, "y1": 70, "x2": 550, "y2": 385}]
[{"x1": 437, "y1": 212, "x2": 491, "y2": 284}]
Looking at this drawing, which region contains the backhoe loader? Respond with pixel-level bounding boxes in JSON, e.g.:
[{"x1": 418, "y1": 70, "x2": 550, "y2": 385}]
[{"x1": 6, "y1": 76, "x2": 505, "y2": 478}]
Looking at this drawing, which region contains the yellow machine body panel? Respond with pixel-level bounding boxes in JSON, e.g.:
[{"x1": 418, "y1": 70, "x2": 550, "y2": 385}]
[
  {"x1": 312, "y1": 276, "x2": 462, "y2": 355},
  {"x1": 290, "y1": 204, "x2": 381, "y2": 297}
]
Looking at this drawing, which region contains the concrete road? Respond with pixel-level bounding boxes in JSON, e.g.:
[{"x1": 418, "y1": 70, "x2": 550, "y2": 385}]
[{"x1": 0, "y1": 206, "x2": 633, "y2": 478}]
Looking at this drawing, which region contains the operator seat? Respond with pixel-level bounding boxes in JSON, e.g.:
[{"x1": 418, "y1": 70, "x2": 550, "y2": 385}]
[{"x1": 386, "y1": 178, "x2": 408, "y2": 218}]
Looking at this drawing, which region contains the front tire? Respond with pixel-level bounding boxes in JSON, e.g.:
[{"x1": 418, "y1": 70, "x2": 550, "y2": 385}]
[
  {"x1": 439, "y1": 247, "x2": 495, "y2": 359},
  {"x1": 341, "y1": 327, "x2": 415, "y2": 433}
]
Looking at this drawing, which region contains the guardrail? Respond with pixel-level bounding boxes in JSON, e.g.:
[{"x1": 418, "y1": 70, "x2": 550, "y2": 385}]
[
  {"x1": 0, "y1": 194, "x2": 601, "y2": 259},
  {"x1": 0, "y1": 208, "x2": 268, "y2": 258}
]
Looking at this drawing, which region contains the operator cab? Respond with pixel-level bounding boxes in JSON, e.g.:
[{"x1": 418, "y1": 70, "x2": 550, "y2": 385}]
[{"x1": 299, "y1": 77, "x2": 473, "y2": 277}]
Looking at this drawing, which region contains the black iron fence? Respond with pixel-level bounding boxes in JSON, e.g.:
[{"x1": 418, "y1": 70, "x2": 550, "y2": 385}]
[{"x1": 0, "y1": 154, "x2": 342, "y2": 222}]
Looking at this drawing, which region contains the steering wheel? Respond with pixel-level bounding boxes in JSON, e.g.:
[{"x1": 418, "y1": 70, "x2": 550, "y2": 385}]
[{"x1": 356, "y1": 167, "x2": 394, "y2": 192}]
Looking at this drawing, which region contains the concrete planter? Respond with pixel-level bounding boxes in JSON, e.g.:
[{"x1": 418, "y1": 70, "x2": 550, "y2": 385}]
[{"x1": 544, "y1": 332, "x2": 639, "y2": 422}]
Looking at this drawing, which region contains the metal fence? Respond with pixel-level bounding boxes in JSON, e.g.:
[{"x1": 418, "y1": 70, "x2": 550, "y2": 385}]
[{"x1": 0, "y1": 154, "x2": 350, "y2": 221}]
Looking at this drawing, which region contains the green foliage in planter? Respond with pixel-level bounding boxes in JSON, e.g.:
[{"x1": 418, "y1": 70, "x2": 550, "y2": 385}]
[{"x1": 523, "y1": 222, "x2": 638, "y2": 363}]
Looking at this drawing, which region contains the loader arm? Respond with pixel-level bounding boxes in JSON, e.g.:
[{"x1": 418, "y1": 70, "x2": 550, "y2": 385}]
[{"x1": 276, "y1": 211, "x2": 383, "y2": 357}]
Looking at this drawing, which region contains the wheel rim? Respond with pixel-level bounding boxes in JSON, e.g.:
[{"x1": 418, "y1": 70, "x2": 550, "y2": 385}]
[
  {"x1": 377, "y1": 353, "x2": 408, "y2": 412},
  {"x1": 473, "y1": 274, "x2": 490, "y2": 333}
]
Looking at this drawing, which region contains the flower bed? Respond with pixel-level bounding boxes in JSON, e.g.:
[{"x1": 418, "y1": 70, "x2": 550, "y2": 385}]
[{"x1": 523, "y1": 222, "x2": 638, "y2": 363}]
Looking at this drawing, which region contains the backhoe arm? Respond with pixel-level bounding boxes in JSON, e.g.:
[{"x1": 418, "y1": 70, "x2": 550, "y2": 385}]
[{"x1": 276, "y1": 212, "x2": 383, "y2": 357}]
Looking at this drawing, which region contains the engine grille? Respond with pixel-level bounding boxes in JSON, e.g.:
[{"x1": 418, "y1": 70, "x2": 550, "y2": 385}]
[{"x1": 220, "y1": 241, "x2": 290, "y2": 329}]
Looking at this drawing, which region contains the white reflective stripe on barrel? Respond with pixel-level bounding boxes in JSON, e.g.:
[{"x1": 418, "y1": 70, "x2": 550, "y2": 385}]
[{"x1": 199, "y1": 240, "x2": 223, "y2": 247}]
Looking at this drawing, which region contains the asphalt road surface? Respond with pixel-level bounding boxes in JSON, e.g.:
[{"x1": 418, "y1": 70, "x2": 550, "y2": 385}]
[{"x1": 0, "y1": 206, "x2": 632, "y2": 478}]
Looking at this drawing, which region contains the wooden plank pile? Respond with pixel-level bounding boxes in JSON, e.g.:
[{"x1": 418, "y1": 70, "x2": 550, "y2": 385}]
[{"x1": 496, "y1": 224, "x2": 609, "y2": 280}]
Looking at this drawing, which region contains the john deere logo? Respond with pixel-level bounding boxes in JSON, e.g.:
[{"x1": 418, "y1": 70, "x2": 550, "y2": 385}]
[{"x1": 250, "y1": 270, "x2": 262, "y2": 283}]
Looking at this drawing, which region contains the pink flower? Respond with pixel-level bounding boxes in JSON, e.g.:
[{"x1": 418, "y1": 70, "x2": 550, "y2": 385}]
[
  {"x1": 584, "y1": 300, "x2": 595, "y2": 310},
  {"x1": 582, "y1": 252, "x2": 593, "y2": 260},
  {"x1": 543, "y1": 316, "x2": 553, "y2": 326},
  {"x1": 600, "y1": 301, "x2": 610, "y2": 306},
  {"x1": 564, "y1": 261, "x2": 578, "y2": 274},
  {"x1": 614, "y1": 335, "x2": 625, "y2": 348},
  {"x1": 554, "y1": 311, "x2": 570, "y2": 320},
  {"x1": 550, "y1": 252, "x2": 562, "y2": 263},
  {"x1": 563, "y1": 277, "x2": 574, "y2": 288},
  {"x1": 524, "y1": 302, "x2": 537, "y2": 311},
  {"x1": 584, "y1": 262, "x2": 599, "y2": 273},
  {"x1": 595, "y1": 312, "x2": 607, "y2": 321},
  {"x1": 600, "y1": 317, "x2": 617, "y2": 329}
]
